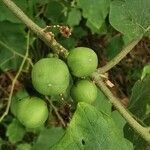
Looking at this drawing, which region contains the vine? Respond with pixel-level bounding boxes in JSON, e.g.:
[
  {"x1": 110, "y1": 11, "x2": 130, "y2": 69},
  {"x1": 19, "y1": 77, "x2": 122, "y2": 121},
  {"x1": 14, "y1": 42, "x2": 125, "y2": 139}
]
[{"x1": 0, "y1": 31, "x2": 30, "y2": 122}]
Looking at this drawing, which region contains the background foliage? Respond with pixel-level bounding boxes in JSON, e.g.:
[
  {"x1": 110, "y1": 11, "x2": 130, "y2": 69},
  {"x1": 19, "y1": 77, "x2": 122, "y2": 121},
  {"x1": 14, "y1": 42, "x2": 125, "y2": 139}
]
[{"x1": 0, "y1": 0, "x2": 150, "y2": 150}]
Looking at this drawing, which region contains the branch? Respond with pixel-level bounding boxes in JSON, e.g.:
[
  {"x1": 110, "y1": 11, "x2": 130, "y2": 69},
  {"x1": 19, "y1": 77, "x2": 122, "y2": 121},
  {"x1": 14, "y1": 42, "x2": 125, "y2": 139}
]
[
  {"x1": 45, "y1": 96, "x2": 66, "y2": 127},
  {"x1": 0, "y1": 32, "x2": 30, "y2": 122},
  {"x1": 92, "y1": 72, "x2": 150, "y2": 143},
  {"x1": 97, "y1": 38, "x2": 141, "y2": 74},
  {"x1": 2, "y1": 0, "x2": 68, "y2": 58}
]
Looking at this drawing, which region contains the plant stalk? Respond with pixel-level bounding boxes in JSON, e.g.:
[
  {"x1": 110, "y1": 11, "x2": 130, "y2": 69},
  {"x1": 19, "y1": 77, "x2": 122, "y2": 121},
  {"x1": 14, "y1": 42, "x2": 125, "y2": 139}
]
[{"x1": 97, "y1": 38, "x2": 141, "y2": 74}]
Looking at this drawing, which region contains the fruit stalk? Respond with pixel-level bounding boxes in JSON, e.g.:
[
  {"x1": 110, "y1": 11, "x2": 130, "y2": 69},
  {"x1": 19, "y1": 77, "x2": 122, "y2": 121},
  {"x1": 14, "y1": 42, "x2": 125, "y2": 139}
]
[{"x1": 45, "y1": 96, "x2": 66, "y2": 127}]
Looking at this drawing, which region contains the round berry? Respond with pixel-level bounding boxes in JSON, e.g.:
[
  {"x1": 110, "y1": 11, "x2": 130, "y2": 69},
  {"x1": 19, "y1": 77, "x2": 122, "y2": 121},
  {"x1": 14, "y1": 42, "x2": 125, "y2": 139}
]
[
  {"x1": 71, "y1": 80, "x2": 97, "y2": 103},
  {"x1": 67, "y1": 47, "x2": 98, "y2": 77},
  {"x1": 17, "y1": 97, "x2": 48, "y2": 128},
  {"x1": 32, "y1": 58, "x2": 70, "y2": 95}
]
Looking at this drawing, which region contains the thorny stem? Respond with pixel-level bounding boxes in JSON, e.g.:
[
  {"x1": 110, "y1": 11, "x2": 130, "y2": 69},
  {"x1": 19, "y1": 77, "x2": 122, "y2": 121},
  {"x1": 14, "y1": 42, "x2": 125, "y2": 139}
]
[
  {"x1": 45, "y1": 96, "x2": 66, "y2": 127},
  {"x1": 0, "y1": 32, "x2": 30, "y2": 122},
  {"x1": 2, "y1": 0, "x2": 150, "y2": 143}
]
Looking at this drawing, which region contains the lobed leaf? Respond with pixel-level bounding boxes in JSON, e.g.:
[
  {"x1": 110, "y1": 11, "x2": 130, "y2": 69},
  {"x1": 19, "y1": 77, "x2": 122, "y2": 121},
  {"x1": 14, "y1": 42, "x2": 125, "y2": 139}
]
[
  {"x1": 52, "y1": 103, "x2": 133, "y2": 150},
  {"x1": 77, "y1": 0, "x2": 110, "y2": 31},
  {"x1": 0, "y1": 21, "x2": 26, "y2": 71},
  {"x1": 93, "y1": 89, "x2": 112, "y2": 115},
  {"x1": 129, "y1": 75, "x2": 150, "y2": 121},
  {"x1": 110, "y1": 0, "x2": 150, "y2": 39},
  {"x1": 32, "y1": 127, "x2": 65, "y2": 150},
  {"x1": 67, "y1": 8, "x2": 81, "y2": 27}
]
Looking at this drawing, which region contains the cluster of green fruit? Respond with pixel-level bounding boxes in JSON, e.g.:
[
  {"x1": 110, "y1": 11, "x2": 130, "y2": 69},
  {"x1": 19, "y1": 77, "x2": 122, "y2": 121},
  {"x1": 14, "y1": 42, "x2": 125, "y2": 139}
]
[{"x1": 12, "y1": 47, "x2": 98, "y2": 128}]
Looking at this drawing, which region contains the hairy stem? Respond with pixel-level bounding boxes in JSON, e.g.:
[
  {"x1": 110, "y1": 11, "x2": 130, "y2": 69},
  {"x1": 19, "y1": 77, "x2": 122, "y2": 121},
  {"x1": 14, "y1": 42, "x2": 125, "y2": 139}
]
[
  {"x1": 92, "y1": 73, "x2": 150, "y2": 143},
  {"x1": 0, "y1": 32, "x2": 30, "y2": 122},
  {"x1": 2, "y1": 0, "x2": 68, "y2": 58},
  {"x1": 97, "y1": 38, "x2": 141, "y2": 74}
]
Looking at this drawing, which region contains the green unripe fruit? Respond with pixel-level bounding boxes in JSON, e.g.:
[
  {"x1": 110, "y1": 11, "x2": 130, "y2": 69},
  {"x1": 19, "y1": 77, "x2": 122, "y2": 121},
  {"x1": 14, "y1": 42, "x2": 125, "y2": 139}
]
[
  {"x1": 32, "y1": 58, "x2": 70, "y2": 95},
  {"x1": 10, "y1": 99, "x2": 18, "y2": 116},
  {"x1": 67, "y1": 47, "x2": 98, "y2": 77},
  {"x1": 17, "y1": 97, "x2": 48, "y2": 128},
  {"x1": 71, "y1": 80, "x2": 97, "y2": 103},
  {"x1": 10, "y1": 89, "x2": 29, "y2": 116}
]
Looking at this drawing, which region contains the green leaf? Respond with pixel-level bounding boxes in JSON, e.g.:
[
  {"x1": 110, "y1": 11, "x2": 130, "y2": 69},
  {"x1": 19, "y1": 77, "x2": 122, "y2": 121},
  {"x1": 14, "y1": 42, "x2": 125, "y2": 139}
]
[
  {"x1": 28, "y1": 0, "x2": 49, "y2": 7},
  {"x1": 32, "y1": 127, "x2": 65, "y2": 150},
  {"x1": 6, "y1": 119, "x2": 26, "y2": 143},
  {"x1": 129, "y1": 76, "x2": 150, "y2": 121},
  {"x1": 16, "y1": 144, "x2": 31, "y2": 150},
  {"x1": 0, "y1": 138, "x2": 4, "y2": 149},
  {"x1": 0, "y1": 2, "x2": 20, "y2": 23},
  {"x1": 77, "y1": 0, "x2": 110, "y2": 30},
  {"x1": 72, "y1": 27, "x2": 87, "y2": 39},
  {"x1": 111, "y1": 110, "x2": 126, "y2": 136},
  {"x1": 45, "y1": 1, "x2": 65, "y2": 23},
  {"x1": 0, "y1": 0, "x2": 47, "y2": 26},
  {"x1": 141, "y1": 64, "x2": 150, "y2": 79},
  {"x1": 0, "y1": 21, "x2": 26, "y2": 71},
  {"x1": 110, "y1": 0, "x2": 150, "y2": 39},
  {"x1": 52, "y1": 103, "x2": 133, "y2": 150},
  {"x1": 124, "y1": 124, "x2": 148, "y2": 150},
  {"x1": 93, "y1": 89, "x2": 112, "y2": 115},
  {"x1": 0, "y1": 0, "x2": 31, "y2": 23},
  {"x1": 60, "y1": 38, "x2": 76, "y2": 50},
  {"x1": 67, "y1": 8, "x2": 81, "y2": 27},
  {"x1": 105, "y1": 35, "x2": 124, "y2": 60},
  {"x1": 32, "y1": 0, "x2": 48, "y2": 5},
  {"x1": 86, "y1": 21, "x2": 107, "y2": 34}
]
